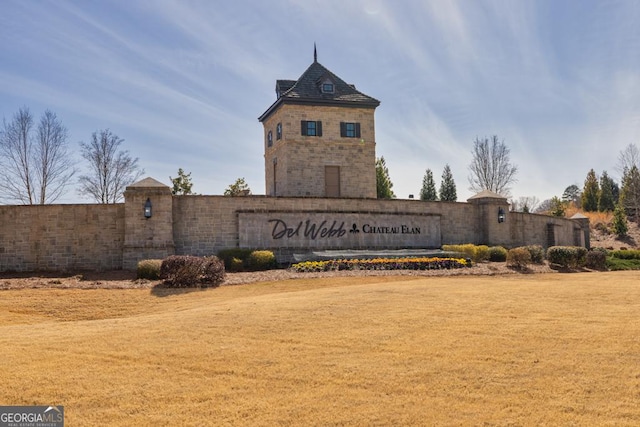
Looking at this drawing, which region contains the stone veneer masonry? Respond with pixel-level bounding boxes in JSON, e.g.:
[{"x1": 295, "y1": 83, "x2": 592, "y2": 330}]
[
  {"x1": 0, "y1": 180, "x2": 588, "y2": 271},
  {"x1": 262, "y1": 104, "x2": 377, "y2": 198},
  {"x1": 0, "y1": 204, "x2": 124, "y2": 271}
]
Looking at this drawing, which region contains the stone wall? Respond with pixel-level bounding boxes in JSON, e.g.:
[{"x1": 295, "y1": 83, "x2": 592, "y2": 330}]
[
  {"x1": 0, "y1": 204, "x2": 124, "y2": 272},
  {"x1": 0, "y1": 180, "x2": 589, "y2": 272},
  {"x1": 172, "y1": 196, "x2": 480, "y2": 259}
]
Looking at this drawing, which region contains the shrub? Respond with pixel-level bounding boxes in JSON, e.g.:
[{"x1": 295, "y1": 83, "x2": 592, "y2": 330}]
[
  {"x1": 442, "y1": 244, "x2": 489, "y2": 262},
  {"x1": 474, "y1": 245, "x2": 490, "y2": 262},
  {"x1": 506, "y1": 247, "x2": 531, "y2": 270},
  {"x1": 229, "y1": 257, "x2": 244, "y2": 272},
  {"x1": 488, "y1": 246, "x2": 508, "y2": 262},
  {"x1": 246, "y1": 250, "x2": 278, "y2": 271},
  {"x1": 199, "y1": 256, "x2": 226, "y2": 285},
  {"x1": 160, "y1": 255, "x2": 225, "y2": 287},
  {"x1": 606, "y1": 257, "x2": 640, "y2": 271},
  {"x1": 137, "y1": 259, "x2": 163, "y2": 280},
  {"x1": 585, "y1": 250, "x2": 607, "y2": 270},
  {"x1": 217, "y1": 248, "x2": 254, "y2": 271},
  {"x1": 217, "y1": 248, "x2": 278, "y2": 272},
  {"x1": 546, "y1": 246, "x2": 587, "y2": 269},
  {"x1": 610, "y1": 249, "x2": 640, "y2": 260},
  {"x1": 525, "y1": 245, "x2": 545, "y2": 264}
]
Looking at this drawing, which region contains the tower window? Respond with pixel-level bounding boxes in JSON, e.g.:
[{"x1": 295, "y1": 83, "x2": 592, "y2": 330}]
[
  {"x1": 267, "y1": 130, "x2": 273, "y2": 147},
  {"x1": 340, "y1": 122, "x2": 361, "y2": 138},
  {"x1": 322, "y1": 83, "x2": 334, "y2": 93},
  {"x1": 276, "y1": 123, "x2": 282, "y2": 140},
  {"x1": 301, "y1": 120, "x2": 322, "y2": 136}
]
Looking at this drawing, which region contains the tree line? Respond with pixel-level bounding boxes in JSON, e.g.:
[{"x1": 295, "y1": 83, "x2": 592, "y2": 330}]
[
  {"x1": 0, "y1": 107, "x2": 261, "y2": 202},
  {"x1": 0, "y1": 107, "x2": 144, "y2": 204},
  {"x1": 376, "y1": 135, "x2": 516, "y2": 202},
  {"x1": 376, "y1": 135, "x2": 640, "y2": 237}
]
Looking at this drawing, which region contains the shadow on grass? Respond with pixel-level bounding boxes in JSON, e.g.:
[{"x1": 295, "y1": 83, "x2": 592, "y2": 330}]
[
  {"x1": 150, "y1": 283, "x2": 220, "y2": 297},
  {"x1": 548, "y1": 264, "x2": 589, "y2": 273},
  {"x1": 507, "y1": 265, "x2": 536, "y2": 274}
]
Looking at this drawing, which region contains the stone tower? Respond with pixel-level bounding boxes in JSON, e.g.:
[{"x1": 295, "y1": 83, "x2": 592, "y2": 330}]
[{"x1": 258, "y1": 48, "x2": 380, "y2": 198}]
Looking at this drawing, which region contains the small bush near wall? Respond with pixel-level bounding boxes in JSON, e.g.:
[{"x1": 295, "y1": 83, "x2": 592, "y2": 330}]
[
  {"x1": 610, "y1": 249, "x2": 640, "y2": 260},
  {"x1": 246, "y1": 250, "x2": 278, "y2": 271},
  {"x1": 217, "y1": 249, "x2": 254, "y2": 272},
  {"x1": 546, "y1": 246, "x2": 587, "y2": 269},
  {"x1": 217, "y1": 249, "x2": 277, "y2": 272},
  {"x1": 489, "y1": 246, "x2": 508, "y2": 262},
  {"x1": 585, "y1": 249, "x2": 607, "y2": 270},
  {"x1": 442, "y1": 244, "x2": 489, "y2": 263},
  {"x1": 606, "y1": 249, "x2": 640, "y2": 270},
  {"x1": 137, "y1": 259, "x2": 163, "y2": 280},
  {"x1": 506, "y1": 248, "x2": 531, "y2": 270},
  {"x1": 524, "y1": 245, "x2": 545, "y2": 264},
  {"x1": 160, "y1": 255, "x2": 225, "y2": 288}
]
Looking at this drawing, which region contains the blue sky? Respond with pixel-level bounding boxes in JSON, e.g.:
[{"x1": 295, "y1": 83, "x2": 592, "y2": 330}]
[{"x1": 1, "y1": 0, "x2": 639, "y2": 204}]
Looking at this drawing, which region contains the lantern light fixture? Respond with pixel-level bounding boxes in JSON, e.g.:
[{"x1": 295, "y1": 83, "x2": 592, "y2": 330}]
[
  {"x1": 498, "y1": 207, "x2": 505, "y2": 223},
  {"x1": 144, "y1": 198, "x2": 152, "y2": 219}
]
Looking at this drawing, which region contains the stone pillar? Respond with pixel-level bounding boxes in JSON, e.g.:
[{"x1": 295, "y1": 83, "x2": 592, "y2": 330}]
[
  {"x1": 123, "y1": 177, "x2": 175, "y2": 270},
  {"x1": 467, "y1": 190, "x2": 510, "y2": 247},
  {"x1": 570, "y1": 213, "x2": 591, "y2": 249}
]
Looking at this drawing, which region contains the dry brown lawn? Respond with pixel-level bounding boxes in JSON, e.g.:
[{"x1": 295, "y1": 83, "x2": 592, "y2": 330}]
[{"x1": 1, "y1": 272, "x2": 639, "y2": 426}]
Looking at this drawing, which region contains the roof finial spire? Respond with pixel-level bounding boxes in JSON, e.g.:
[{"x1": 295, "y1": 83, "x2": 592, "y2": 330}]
[{"x1": 314, "y1": 43, "x2": 317, "y2": 63}]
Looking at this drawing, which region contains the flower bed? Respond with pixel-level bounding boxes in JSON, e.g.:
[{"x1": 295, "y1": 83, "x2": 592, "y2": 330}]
[{"x1": 290, "y1": 257, "x2": 469, "y2": 272}]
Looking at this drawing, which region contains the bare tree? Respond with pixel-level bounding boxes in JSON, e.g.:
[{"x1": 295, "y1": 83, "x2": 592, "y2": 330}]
[
  {"x1": 35, "y1": 110, "x2": 76, "y2": 204},
  {"x1": 0, "y1": 108, "x2": 34, "y2": 203},
  {"x1": 616, "y1": 143, "x2": 640, "y2": 176},
  {"x1": 468, "y1": 135, "x2": 518, "y2": 196},
  {"x1": 510, "y1": 196, "x2": 540, "y2": 213},
  {"x1": 78, "y1": 129, "x2": 144, "y2": 203},
  {"x1": 0, "y1": 107, "x2": 75, "y2": 204}
]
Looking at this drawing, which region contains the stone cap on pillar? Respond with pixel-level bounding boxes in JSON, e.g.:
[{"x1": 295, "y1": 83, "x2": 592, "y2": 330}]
[
  {"x1": 124, "y1": 177, "x2": 171, "y2": 196},
  {"x1": 570, "y1": 212, "x2": 590, "y2": 227},
  {"x1": 467, "y1": 190, "x2": 508, "y2": 205}
]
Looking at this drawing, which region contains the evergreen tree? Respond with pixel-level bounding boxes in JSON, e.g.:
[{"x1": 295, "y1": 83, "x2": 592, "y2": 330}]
[
  {"x1": 549, "y1": 196, "x2": 566, "y2": 217},
  {"x1": 376, "y1": 156, "x2": 395, "y2": 199},
  {"x1": 224, "y1": 177, "x2": 251, "y2": 196},
  {"x1": 620, "y1": 165, "x2": 640, "y2": 222},
  {"x1": 561, "y1": 184, "x2": 581, "y2": 208},
  {"x1": 597, "y1": 171, "x2": 615, "y2": 212},
  {"x1": 439, "y1": 164, "x2": 457, "y2": 202},
  {"x1": 581, "y1": 169, "x2": 599, "y2": 212},
  {"x1": 419, "y1": 169, "x2": 438, "y2": 201},
  {"x1": 612, "y1": 203, "x2": 628, "y2": 237},
  {"x1": 170, "y1": 168, "x2": 195, "y2": 195}
]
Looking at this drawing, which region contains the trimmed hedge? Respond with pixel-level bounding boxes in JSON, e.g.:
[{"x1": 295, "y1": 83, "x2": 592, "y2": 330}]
[
  {"x1": 606, "y1": 249, "x2": 640, "y2": 271},
  {"x1": 546, "y1": 246, "x2": 587, "y2": 269},
  {"x1": 488, "y1": 246, "x2": 508, "y2": 262},
  {"x1": 442, "y1": 244, "x2": 489, "y2": 262},
  {"x1": 217, "y1": 249, "x2": 254, "y2": 272},
  {"x1": 217, "y1": 249, "x2": 278, "y2": 272},
  {"x1": 585, "y1": 249, "x2": 607, "y2": 270},
  {"x1": 159, "y1": 255, "x2": 225, "y2": 288},
  {"x1": 524, "y1": 245, "x2": 545, "y2": 264},
  {"x1": 610, "y1": 249, "x2": 640, "y2": 260},
  {"x1": 246, "y1": 250, "x2": 278, "y2": 271},
  {"x1": 137, "y1": 259, "x2": 163, "y2": 280},
  {"x1": 506, "y1": 247, "x2": 531, "y2": 270}
]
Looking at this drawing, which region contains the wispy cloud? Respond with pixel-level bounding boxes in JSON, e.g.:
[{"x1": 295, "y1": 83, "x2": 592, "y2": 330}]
[{"x1": 1, "y1": 0, "x2": 639, "y2": 202}]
